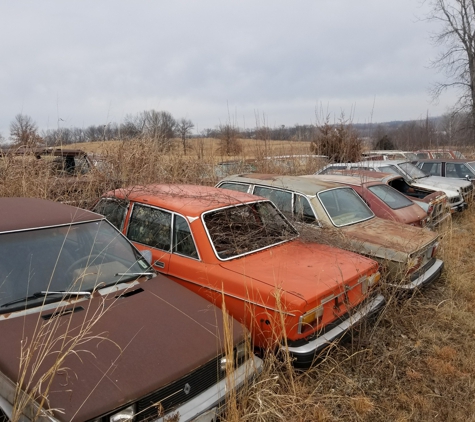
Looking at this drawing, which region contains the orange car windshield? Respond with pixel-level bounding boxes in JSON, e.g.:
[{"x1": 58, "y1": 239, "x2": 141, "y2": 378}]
[{"x1": 203, "y1": 201, "x2": 298, "y2": 259}]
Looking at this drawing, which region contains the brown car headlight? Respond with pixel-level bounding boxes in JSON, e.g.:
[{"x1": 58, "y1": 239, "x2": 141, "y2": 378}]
[
  {"x1": 298, "y1": 305, "x2": 324, "y2": 334},
  {"x1": 109, "y1": 405, "x2": 136, "y2": 421},
  {"x1": 220, "y1": 339, "x2": 250, "y2": 372}
]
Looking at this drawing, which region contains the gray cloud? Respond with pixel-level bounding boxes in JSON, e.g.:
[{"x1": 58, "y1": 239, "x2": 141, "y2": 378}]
[{"x1": 0, "y1": 0, "x2": 456, "y2": 137}]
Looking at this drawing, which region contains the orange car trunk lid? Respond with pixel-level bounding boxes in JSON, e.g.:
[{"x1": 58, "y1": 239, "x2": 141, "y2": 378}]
[{"x1": 218, "y1": 239, "x2": 377, "y2": 307}]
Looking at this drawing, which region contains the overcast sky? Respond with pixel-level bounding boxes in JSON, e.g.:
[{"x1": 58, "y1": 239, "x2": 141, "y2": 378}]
[{"x1": 0, "y1": 0, "x2": 456, "y2": 138}]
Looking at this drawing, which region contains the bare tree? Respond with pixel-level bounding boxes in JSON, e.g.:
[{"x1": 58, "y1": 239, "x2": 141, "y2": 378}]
[
  {"x1": 177, "y1": 118, "x2": 194, "y2": 154},
  {"x1": 310, "y1": 114, "x2": 362, "y2": 162},
  {"x1": 9, "y1": 114, "x2": 41, "y2": 147},
  {"x1": 428, "y1": 0, "x2": 475, "y2": 135},
  {"x1": 254, "y1": 111, "x2": 271, "y2": 155},
  {"x1": 217, "y1": 123, "x2": 242, "y2": 155},
  {"x1": 135, "y1": 110, "x2": 177, "y2": 149}
]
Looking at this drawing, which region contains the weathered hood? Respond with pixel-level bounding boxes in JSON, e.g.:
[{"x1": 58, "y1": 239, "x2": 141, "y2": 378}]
[
  {"x1": 218, "y1": 239, "x2": 378, "y2": 305},
  {"x1": 412, "y1": 176, "x2": 464, "y2": 193},
  {"x1": 340, "y1": 217, "x2": 438, "y2": 262},
  {"x1": 0, "y1": 276, "x2": 242, "y2": 421}
]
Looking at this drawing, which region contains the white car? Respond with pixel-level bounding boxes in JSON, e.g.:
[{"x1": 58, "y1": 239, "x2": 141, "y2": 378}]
[{"x1": 317, "y1": 160, "x2": 473, "y2": 213}]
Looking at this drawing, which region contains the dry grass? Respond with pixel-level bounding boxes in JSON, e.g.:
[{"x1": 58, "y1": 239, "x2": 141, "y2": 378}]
[{"x1": 2, "y1": 138, "x2": 475, "y2": 421}]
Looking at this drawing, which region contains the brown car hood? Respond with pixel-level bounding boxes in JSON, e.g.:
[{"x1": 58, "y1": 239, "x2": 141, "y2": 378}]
[
  {"x1": 340, "y1": 217, "x2": 438, "y2": 261},
  {"x1": 218, "y1": 239, "x2": 378, "y2": 305},
  {"x1": 0, "y1": 276, "x2": 242, "y2": 421}
]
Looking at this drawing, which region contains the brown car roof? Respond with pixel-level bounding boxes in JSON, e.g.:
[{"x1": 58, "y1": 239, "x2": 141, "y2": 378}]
[{"x1": 0, "y1": 197, "x2": 103, "y2": 233}]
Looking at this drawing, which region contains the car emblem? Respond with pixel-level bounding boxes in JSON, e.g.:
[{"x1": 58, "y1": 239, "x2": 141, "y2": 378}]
[{"x1": 184, "y1": 383, "x2": 191, "y2": 395}]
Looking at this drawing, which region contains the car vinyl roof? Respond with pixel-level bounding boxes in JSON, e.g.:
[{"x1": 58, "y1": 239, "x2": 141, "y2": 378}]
[{"x1": 0, "y1": 197, "x2": 103, "y2": 233}]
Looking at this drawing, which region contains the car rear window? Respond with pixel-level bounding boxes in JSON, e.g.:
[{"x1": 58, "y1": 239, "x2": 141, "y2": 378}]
[
  {"x1": 218, "y1": 182, "x2": 250, "y2": 193},
  {"x1": 367, "y1": 184, "x2": 414, "y2": 210},
  {"x1": 203, "y1": 201, "x2": 297, "y2": 260}
]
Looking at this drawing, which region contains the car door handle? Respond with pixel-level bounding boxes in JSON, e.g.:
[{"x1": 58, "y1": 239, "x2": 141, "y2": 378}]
[{"x1": 154, "y1": 260, "x2": 165, "y2": 269}]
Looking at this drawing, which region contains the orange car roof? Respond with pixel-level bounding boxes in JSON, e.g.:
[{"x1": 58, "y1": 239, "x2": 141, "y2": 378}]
[{"x1": 105, "y1": 184, "x2": 263, "y2": 216}]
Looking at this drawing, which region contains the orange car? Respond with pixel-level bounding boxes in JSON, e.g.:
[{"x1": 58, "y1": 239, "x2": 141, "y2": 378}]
[{"x1": 93, "y1": 184, "x2": 385, "y2": 368}]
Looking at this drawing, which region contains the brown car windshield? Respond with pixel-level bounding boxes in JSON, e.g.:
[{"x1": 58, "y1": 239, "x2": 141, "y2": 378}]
[
  {"x1": 0, "y1": 221, "x2": 151, "y2": 311},
  {"x1": 203, "y1": 201, "x2": 298, "y2": 259}
]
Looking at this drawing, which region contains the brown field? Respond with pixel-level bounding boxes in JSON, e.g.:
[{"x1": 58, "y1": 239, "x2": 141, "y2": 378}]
[{"x1": 2, "y1": 138, "x2": 475, "y2": 421}]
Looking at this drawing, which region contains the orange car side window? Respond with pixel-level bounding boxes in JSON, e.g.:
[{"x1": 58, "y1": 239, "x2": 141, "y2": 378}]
[{"x1": 128, "y1": 204, "x2": 172, "y2": 252}]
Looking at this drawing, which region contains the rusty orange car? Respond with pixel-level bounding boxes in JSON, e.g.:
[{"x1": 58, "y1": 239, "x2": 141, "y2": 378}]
[{"x1": 94, "y1": 184, "x2": 385, "y2": 368}]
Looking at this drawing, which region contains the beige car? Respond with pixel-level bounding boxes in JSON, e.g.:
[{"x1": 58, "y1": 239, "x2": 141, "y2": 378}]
[{"x1": 217, "y1": 174, "x2": 444, "y2": 292}]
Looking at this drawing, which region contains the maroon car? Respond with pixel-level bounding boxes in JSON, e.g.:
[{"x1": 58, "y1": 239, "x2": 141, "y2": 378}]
[
  {"x1": 312, "y1": 169, "x2": 452, "y2": 231},
  {"x1": 306, "y1": 174, "x2": 428, "y2": 227}
]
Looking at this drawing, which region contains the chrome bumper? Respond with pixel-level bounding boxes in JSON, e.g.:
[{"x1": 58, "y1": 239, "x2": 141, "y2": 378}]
[
  {"x1": 158, "y1": 355, "x2": 263, "y2": 422},
  {"x1": 285, "y1": 293, "x2": 386, "y2": 368},
  {"x1": 397, "y1": 258, "x2": 444, "y2": 290}
]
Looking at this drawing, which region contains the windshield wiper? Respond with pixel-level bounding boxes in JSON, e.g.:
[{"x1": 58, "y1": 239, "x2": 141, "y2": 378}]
[
  {"x1": 116, "y1": 272, "x2": 154, "y2": 277},
  {"x1": 1, "y1": 291, "x2": 91, "y2": 308}
]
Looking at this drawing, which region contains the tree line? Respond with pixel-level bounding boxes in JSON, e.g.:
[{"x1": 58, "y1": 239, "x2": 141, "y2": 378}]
[{"x1": 1, "y1": 107, "x2": 475, "y2": 164}]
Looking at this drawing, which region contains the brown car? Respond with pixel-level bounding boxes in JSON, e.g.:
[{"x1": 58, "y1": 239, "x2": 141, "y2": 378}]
[
  {"x1": 0, "y1": 198, "x2": 261, "y2": 422},
  {"x1": 0, "y1": 147, "x2": 120, "y2": 205}
]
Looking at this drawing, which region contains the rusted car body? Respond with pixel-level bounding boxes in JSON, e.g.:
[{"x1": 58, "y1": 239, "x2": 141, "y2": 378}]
[
  {"x1": 414, "y1": 158, "x2": 475, "y2": 184},
  {"x1": 312, "y1": 169, "x2": 452, "y2": 231},
  {"x1": 94, "y1": 184, "x2": 385, "y2": 368},
  {"x1": 217, "y1": 174, "x2": 444, "y2": 292},
  {"x1": 361, "y1": 150, "x2": 418, "y2": 161},
  {"x1": 317, "y1": 160, "x2": 473, "y2": 213},
  {"x1": 305, "y1": 173, "x2": 428, "y2": 227},
  {"x1": 415, "y1": 149, "x2": 465, "y2": 159},
  {"x1": 0, "y1": 147, "x2": 120, "y2": 204},
  {"x1": 0, "y1": 198, "x2": 260, "y2": 422}
]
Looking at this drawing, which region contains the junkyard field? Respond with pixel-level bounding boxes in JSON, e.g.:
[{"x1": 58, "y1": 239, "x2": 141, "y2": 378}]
[{"x1": 1, "y1": 139, "x2": 475, "y2": 421}]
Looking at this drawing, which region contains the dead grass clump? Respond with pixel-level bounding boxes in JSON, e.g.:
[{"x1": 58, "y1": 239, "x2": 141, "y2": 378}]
[{"x1": 5, "y1": 139, "x2": 475, "y2": 421}]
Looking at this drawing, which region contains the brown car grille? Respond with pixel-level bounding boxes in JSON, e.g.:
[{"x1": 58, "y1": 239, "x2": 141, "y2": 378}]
[{"x1": 135, "y1": 355, "x2": 226, "y2": 420}]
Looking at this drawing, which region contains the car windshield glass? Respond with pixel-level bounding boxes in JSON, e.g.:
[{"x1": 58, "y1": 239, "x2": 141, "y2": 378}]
[
  {"x1": 377, "y1": 165, "x2": 406, "y2": 177},
  {"x1": 404, "y1": 152, "x2": 418, "y2": 160},
  {"x1": 318, "y1": 187, "x2": 374, "y2": 227},
  {"x1": 0, "y1": 220, "x2": 150, "y2": 311},
  {"x1": 467, "y1": 162, "x2": 475, "y2": 172},
  {"x1": 368, "y1": 184, "x2": 414, "y2": 210},
  {"x1": 203, "y1": 201, "x2": 298, "y2": 259},
  {"x1": 399, "y1": 162, "x2": 428, "y2": 179}
]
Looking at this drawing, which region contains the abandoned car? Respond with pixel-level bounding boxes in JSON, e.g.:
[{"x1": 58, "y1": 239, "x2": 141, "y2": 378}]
[
  {"x1": 0, "y1": 198, "x2": 261, "y2": 422},
  {"x1": 306, "y1": 173, "x2": 428, "y2": 227},
  {"x1": 93, "y1": 184, "x2": 385, "y2": 368},
  {"x1": 413, "y1": 158, "x2": 475, "y2": 184},
  {"x1": 317, "y1": 160, "x2": 473, "y2": 213},
  {"x1": 0, "y1": 147, "x2": 120, "y2": 205},
  {"x1": 313, "y1": 169, "x2": 451, "y2": 231},
  {"x1": 414, "y1": 149, "x2": 465, "y2": 160},
  {"x1": 217, "y1": 174, "x2": 444, "y2": 292}
]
